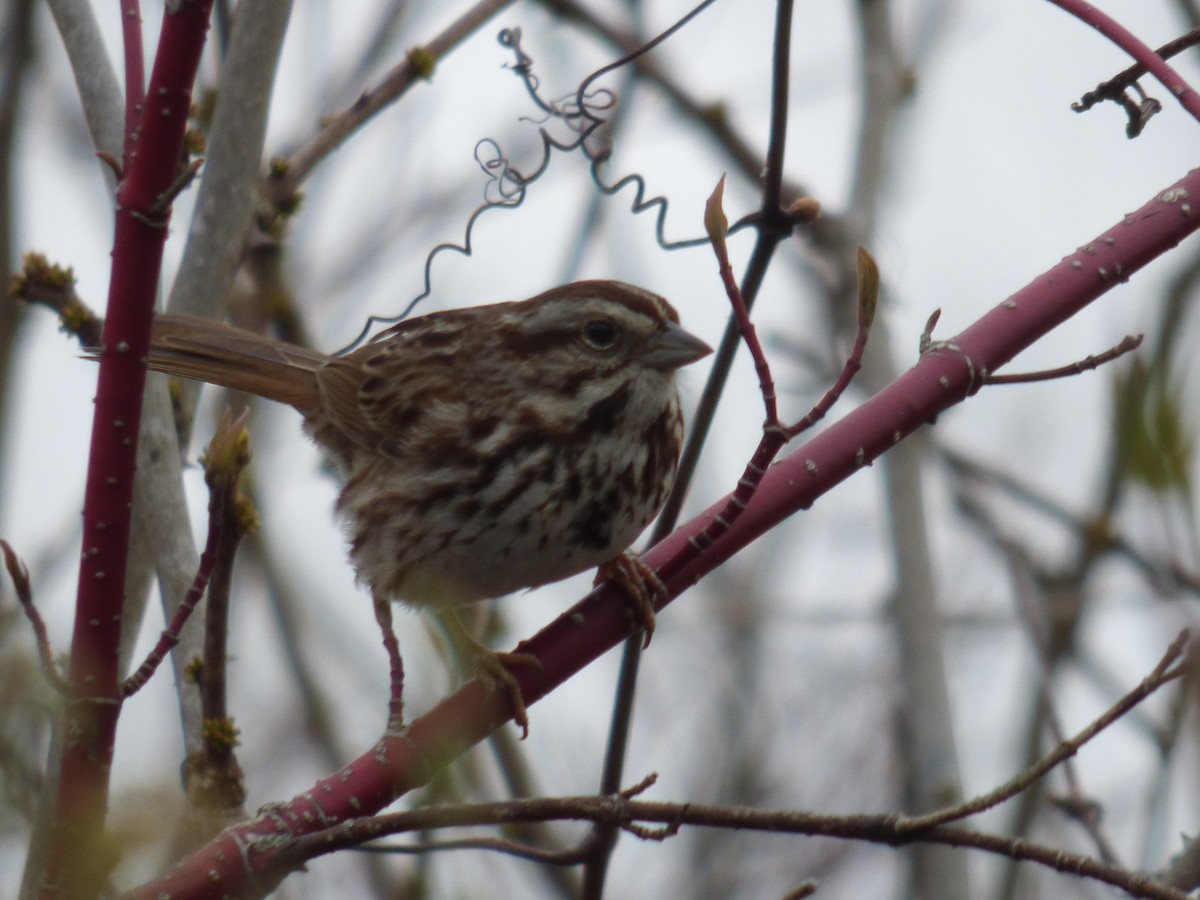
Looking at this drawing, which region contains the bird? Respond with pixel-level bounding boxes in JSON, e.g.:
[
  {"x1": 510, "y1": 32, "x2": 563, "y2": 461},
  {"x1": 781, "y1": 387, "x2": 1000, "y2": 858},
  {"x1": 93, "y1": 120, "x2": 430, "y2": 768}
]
[{"x1": 143, "y1": 280, "x2": 711, "y2": 732}]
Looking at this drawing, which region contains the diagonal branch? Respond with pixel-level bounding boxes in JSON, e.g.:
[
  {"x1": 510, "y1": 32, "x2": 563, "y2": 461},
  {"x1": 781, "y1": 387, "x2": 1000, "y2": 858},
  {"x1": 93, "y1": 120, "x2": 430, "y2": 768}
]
[{"x1": 123, "y1": 161, "x2": 1200, "y2": 900}]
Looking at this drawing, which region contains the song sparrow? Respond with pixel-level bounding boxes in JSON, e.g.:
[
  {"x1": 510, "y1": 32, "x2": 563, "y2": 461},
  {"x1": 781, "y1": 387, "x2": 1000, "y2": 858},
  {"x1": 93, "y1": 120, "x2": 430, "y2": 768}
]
[{"x1": 146, "y1": 280, "x2": 711, "y2": 731}]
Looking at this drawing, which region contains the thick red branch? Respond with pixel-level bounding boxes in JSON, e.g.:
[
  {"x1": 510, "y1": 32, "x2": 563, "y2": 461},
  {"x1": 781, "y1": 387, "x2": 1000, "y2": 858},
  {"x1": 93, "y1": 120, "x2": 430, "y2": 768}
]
[
  {"x1": 123, "y1": 167, "x2": 1200, "y2": 900},
  {"x1": 42, "y1": 4, "x2": 214, "y2": 898}
]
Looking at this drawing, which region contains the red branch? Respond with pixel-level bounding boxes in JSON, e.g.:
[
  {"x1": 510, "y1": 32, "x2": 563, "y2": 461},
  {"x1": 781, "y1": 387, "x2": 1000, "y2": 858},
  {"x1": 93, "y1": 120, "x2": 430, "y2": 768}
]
[
  {"x1": 42, "y1": 4, "x2": 214, "y2": 898},
  {"x1": 120, "y1": 481, "x2": 222, "y2": 698},
  {"x1": 1050, "y1": 0, "x2": 1200, "y2": 124},
  {"x1": 688, "y1": 177, "x2": 879, "y2": 561},
  {"x1": 123, "y1": 167, "x2": 1200, "y2": 900},
  {"x1": 119, "y1": 0, "x2": 145, "y2": 166}
]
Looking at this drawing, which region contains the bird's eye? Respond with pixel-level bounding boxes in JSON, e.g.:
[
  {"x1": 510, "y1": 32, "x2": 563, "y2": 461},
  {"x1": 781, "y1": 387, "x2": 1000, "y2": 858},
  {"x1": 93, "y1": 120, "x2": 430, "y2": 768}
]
[{"x1": 581, "y1": 319, "x2": 619, "y2": 350}]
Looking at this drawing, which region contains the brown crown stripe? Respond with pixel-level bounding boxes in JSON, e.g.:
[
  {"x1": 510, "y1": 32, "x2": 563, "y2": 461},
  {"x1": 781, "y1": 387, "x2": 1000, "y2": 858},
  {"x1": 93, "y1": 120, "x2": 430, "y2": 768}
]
[{"x1": 530, "y1": 280, "x2": 680, "y2": 325}]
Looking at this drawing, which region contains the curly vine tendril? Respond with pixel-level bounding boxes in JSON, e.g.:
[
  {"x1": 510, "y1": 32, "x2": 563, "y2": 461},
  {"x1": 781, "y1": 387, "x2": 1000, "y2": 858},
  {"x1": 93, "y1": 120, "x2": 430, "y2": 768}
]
[{"x1": 340, "y1": 0, "x2": 730, "y2": 354}]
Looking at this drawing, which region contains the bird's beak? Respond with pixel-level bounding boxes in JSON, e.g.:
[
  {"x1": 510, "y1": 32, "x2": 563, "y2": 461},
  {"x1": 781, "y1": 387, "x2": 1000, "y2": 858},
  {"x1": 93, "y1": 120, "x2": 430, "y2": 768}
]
[{"x1": 642, "y1": 321, "x2": 713, "y2": 370}]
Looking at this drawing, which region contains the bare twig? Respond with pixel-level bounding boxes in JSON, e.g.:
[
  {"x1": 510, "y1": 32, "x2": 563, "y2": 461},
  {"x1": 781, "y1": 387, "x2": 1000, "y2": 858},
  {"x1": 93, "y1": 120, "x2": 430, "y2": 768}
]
[
  {"x1": 892, "y1": 630, "x2": 1191, "y2": 833},
  {"x1": 119, "y1": 413, "x2": 254, "y2": 698},
  {"x1": 1, "y1": 540, "x2": 70, "y2": 695},
  {"x1": 986, "y1": 334, "x2": 1143, "y2": 384},
  {"x1": 1073, "y1": 28, "x2": 1200, "y2": 112},
  {"x1": 678, "y1": 179, "x2": 876, "y2": 563},
  {"x1": 999, "y1": 540, "x2": 1115, "y2": 862},
  {"x1": 276, "y1": 786, "x2": 1195, "y2": 900},
  {"x1": 163, "y1": 410, "x2": 255, "y2": 830},
  {"x1": 1050, "y1": 1, "x2": 1200, "y2": 125},
  {"x1": 194, "y1": 410, "x2": 255, "y2": 723},
  {"x1": 9, "y1": 252, "x2": 102, "y2": 348},
  {"x1": 264, "y1": 0, "x2": 517, "y2": 213},
  {"x1": 363, "y1": 777, "x2": 664, "y2": 865}
]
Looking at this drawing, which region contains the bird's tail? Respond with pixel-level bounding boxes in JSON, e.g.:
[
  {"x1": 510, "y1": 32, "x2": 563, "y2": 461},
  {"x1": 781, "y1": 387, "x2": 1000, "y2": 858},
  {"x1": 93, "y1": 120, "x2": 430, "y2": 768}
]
[{"x1": 148, "y1": 314, "x2": 330, "y2": 414}]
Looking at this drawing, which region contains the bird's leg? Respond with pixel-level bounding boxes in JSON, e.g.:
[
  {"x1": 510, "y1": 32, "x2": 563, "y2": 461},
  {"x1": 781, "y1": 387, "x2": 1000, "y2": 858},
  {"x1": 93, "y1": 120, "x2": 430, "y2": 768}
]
[
  {"x1": 372, "y1": 591, "x2": 406, "y2": 732},
  {"x1": 435, "y1": 609, "x2": 541, "y2": 739},
  {"x1": 595, "y1": 551, "x2": 667, "y2": 649}
]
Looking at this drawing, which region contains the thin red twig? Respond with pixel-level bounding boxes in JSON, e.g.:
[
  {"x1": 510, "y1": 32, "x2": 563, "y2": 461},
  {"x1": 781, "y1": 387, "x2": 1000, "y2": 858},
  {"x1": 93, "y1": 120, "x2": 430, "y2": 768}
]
[
  {"x1": 784, "y1": 249, "x2": 878, "y2": 439},
  {"x1": 119, "y1": 418, "x2": 243, "y2": 697},
  {"x1": 680, "y1": 177, "x2": 877, "y2": 562},
  {"x1": 120, "y1": 524, "x2": 226, "y2": 698},
  {"x1": 704, "y1": 176, "x2": 783, "y2": 428}
]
